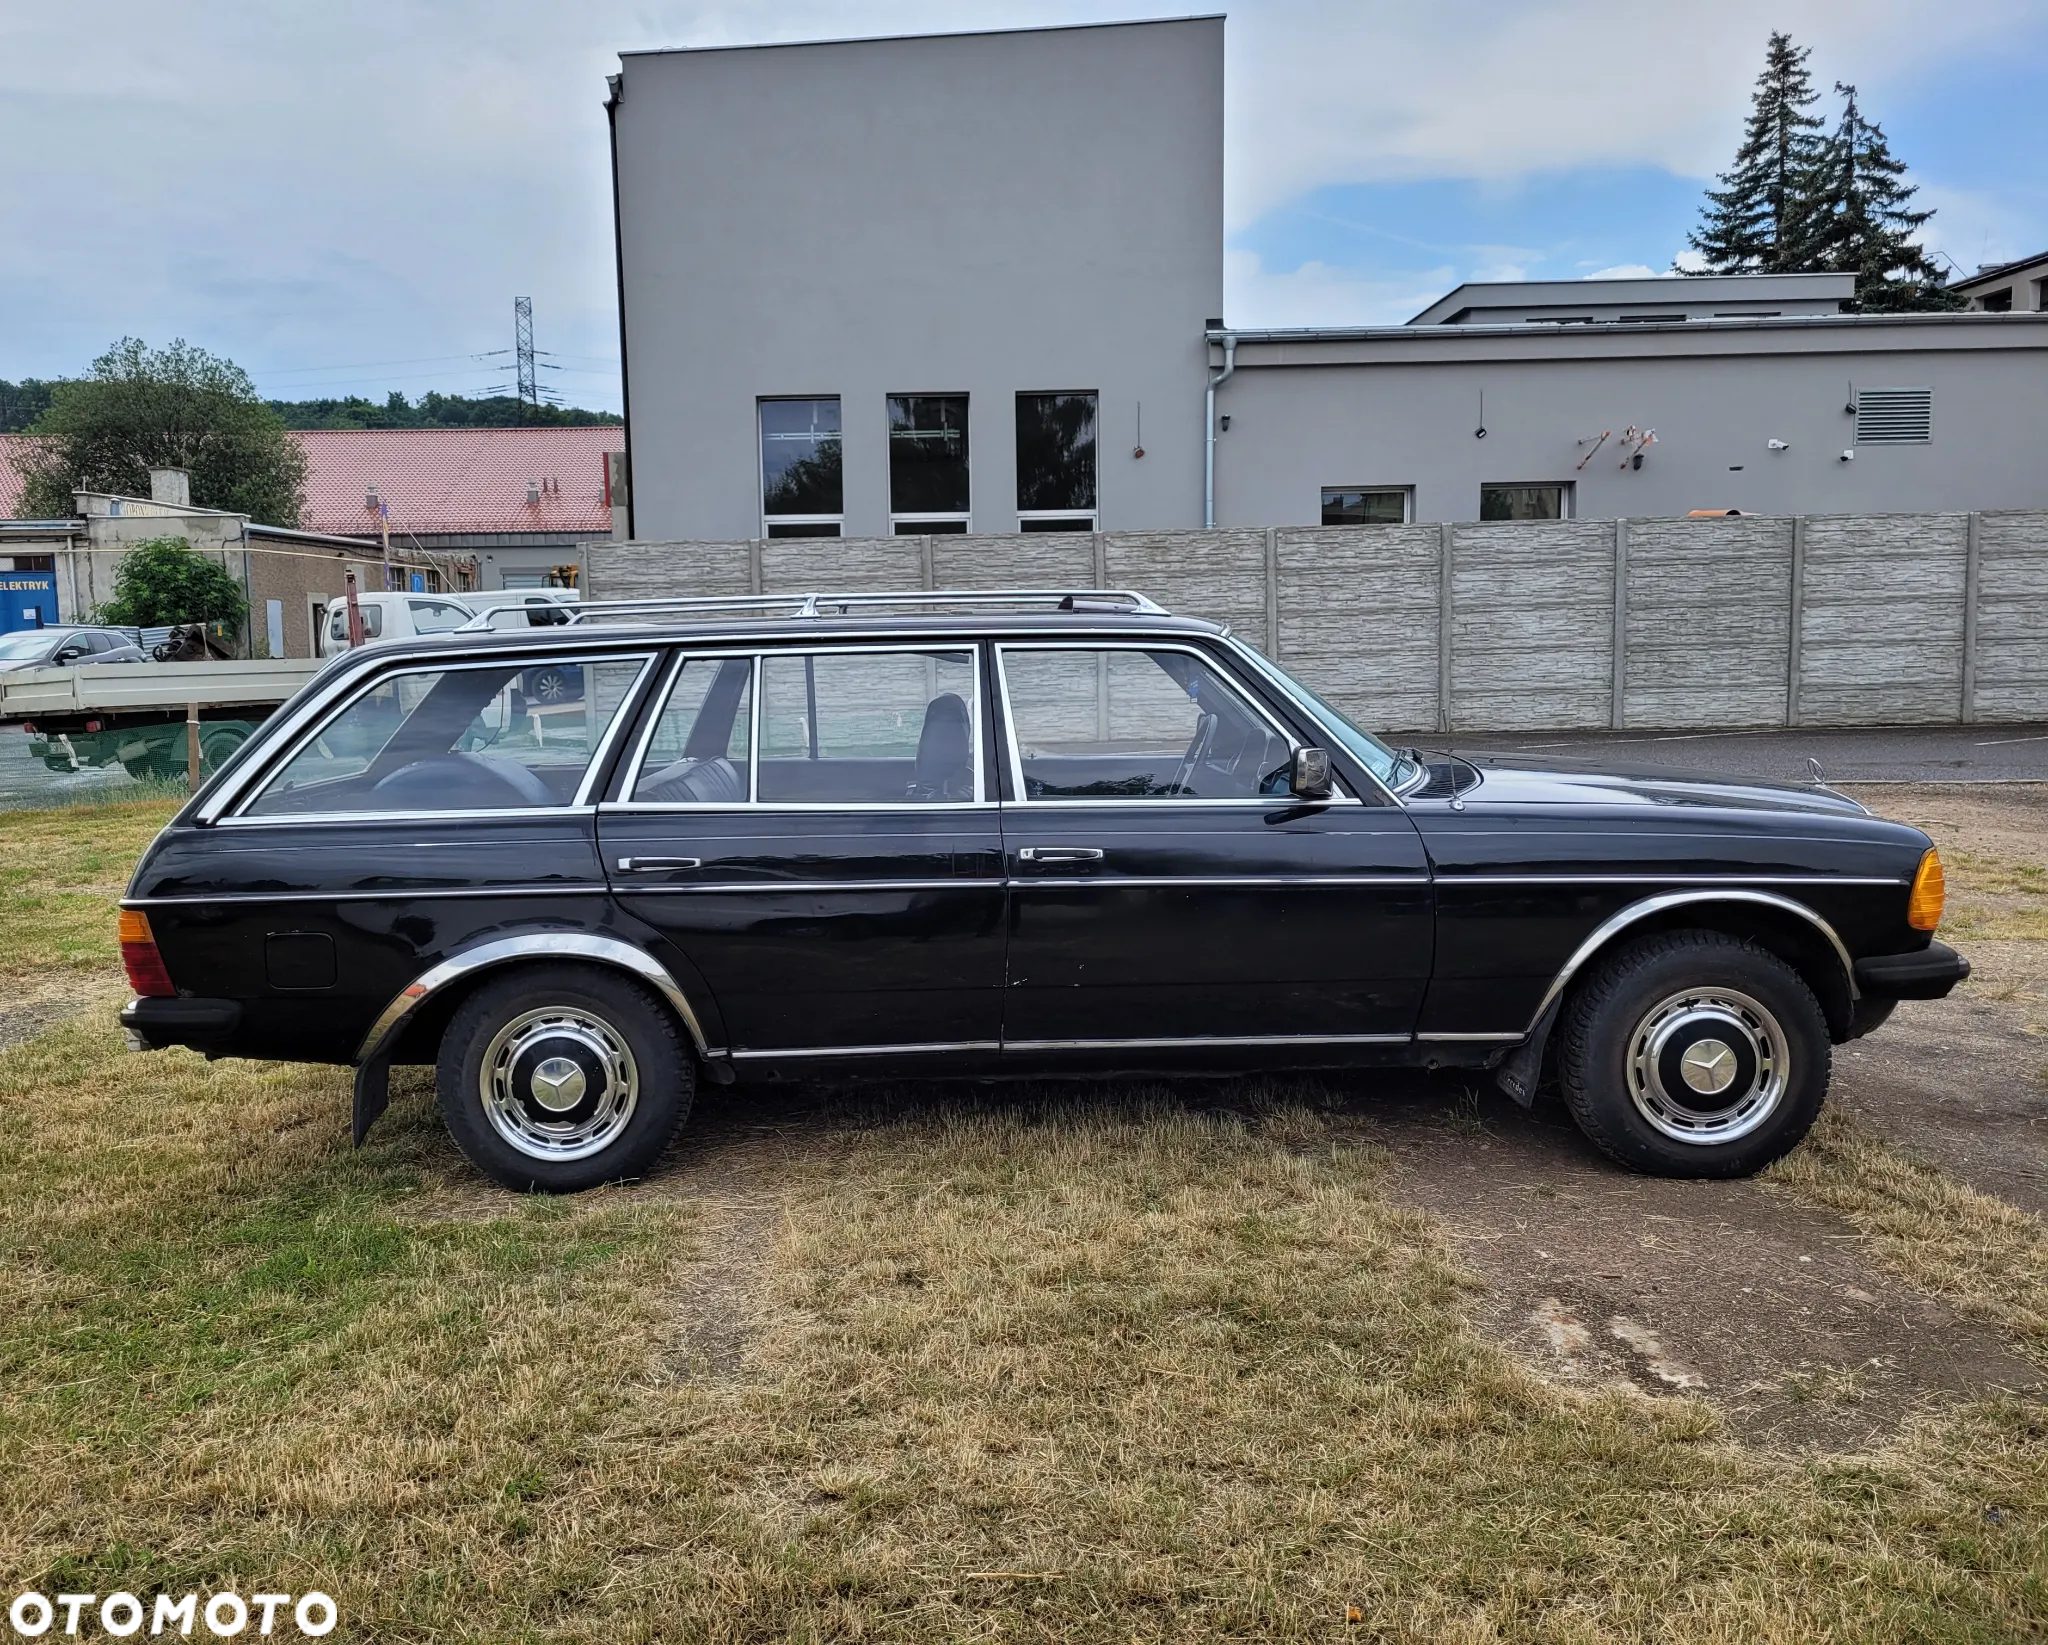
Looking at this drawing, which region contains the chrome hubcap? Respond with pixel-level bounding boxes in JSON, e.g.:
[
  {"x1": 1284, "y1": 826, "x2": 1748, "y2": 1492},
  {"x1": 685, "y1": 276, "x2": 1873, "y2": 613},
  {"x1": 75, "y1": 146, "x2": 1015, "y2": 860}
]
[
  {"x1": 480, "y1": 1007, "x2": 638, "y2": 1162},
  {"x1": 1627, "y1": 987, "x2": 1788, "y2": 1146}
]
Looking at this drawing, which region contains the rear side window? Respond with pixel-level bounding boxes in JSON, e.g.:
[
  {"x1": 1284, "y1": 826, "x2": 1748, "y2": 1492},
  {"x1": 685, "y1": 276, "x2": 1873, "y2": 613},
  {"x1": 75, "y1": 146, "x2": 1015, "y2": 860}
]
[
  {"x1": 328, "y1": 604, "x2": 384, "y2": 641},
  {"x1": 242, "y1": 656, "x2": 650, "y2": 817}
]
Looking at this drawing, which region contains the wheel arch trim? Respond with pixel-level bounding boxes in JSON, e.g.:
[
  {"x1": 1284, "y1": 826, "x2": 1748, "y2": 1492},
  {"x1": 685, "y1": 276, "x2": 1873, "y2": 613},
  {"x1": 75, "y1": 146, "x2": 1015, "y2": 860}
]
[
  {"x1": 1526, "y1": 888, "x2": 1858, "y2": 1035},
  {"x1": 355, "y1": 933, "x2": 717, "y2": 1064}
]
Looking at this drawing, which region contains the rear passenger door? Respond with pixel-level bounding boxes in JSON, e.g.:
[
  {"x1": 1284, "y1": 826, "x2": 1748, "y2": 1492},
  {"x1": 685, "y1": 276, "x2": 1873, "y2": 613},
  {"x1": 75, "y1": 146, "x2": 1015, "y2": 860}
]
[{"x1": 599, "y1": 644, "x2": 1006, "y2": 1068}]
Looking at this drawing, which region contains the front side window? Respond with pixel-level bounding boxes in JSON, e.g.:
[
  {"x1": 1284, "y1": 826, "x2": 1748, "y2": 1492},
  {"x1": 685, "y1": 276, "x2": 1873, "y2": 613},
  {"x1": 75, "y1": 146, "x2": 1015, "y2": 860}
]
[
  {"x1": 1016, "y1": 391, "x2": 1096, "y2": 531},
  {"x1": 889, "y1": 393, "x2": 969, "y2": 532},
  {"x1": 631, "y1": 657, "x2": 753, "y2": 805},
  {"x1": 760, "y1": 397, "x2": 842, "y2": 537},
  {"x1": 1321, "y1": 487, "x2": 1409, "y2": 526},
  {"x1": 329, "y1": 603, "x2": 385, "y2": 642},
  {"x1": 243, "y1": 656, "x2": 649, "y2": 817},
  {"x1": 408, "y1": 598, "x2": 470, "y2": 633},
  {"x1": 1479, "y1": 484, "x2": 1569, "y2": 521},
  {"x1": 1000, "y1": 646, "x2": 1293, "y2": 802}
]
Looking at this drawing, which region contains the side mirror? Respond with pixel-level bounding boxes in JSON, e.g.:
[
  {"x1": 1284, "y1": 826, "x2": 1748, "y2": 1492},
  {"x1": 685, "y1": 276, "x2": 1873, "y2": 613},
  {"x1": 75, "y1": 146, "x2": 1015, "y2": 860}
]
[
  {"x1": 1289, "y1": 746, "x2": 1334, "y2": 800},
  {"x1": 54, "y1": 646, "x2": 86, "y2": 665}
]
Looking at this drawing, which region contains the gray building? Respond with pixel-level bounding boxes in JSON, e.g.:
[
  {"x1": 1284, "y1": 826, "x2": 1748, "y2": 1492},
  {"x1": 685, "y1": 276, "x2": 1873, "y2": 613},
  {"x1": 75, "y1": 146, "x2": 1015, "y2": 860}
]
[
  {"x1": 609, "y1": 18, "x2": 2048, "y2": 540},
  {"x1": 1954, "y1": 250, "x2": 2048, "y2": 313},
  {"x1": 607, "y1": 16, "x2": 1222, "y2": 541}
]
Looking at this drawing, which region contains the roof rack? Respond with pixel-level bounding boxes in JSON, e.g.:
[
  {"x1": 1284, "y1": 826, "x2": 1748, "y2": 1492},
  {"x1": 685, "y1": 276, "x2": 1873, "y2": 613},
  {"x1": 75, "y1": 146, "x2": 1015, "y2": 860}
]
[{"x1": 456, "y1": 588, "x2": 1169, "y2": 631}]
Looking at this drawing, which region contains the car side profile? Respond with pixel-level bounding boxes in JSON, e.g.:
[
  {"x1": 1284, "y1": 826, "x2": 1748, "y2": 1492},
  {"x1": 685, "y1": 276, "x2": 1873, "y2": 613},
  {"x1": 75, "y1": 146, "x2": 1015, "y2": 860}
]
[
  {"x1": 118, "y1": 588, "x2": 1967, "y2": 1191},
  {"x1": 0, "y1": 626, "x2": 151, "y2": 672}
]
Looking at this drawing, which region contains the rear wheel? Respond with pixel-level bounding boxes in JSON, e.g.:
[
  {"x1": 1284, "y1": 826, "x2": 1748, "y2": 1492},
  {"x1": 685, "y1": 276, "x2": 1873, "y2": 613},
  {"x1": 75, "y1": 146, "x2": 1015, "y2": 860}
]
[
  {"x1": 436, "y1": 963, "x2": 693, "y2": 1192},
  {"x1": 1556, "y1": 930, "x2": 1830, "y2": 1178}
]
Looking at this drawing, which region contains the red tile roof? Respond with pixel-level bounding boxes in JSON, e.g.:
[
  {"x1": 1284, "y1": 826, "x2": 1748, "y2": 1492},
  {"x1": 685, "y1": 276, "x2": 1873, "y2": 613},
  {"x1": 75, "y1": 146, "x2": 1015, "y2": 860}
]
[
  {"x1": 297, "y1": 426, "x2": 621, "y2": 538},
  {"x1": 1, "y1": 426, "x2": 622, "y2": 537}
]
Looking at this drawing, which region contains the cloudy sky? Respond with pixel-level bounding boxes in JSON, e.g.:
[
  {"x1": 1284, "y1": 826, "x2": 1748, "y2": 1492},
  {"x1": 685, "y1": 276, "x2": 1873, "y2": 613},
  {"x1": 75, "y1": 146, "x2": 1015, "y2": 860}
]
[{"x1": 5, "y1": 0, "x2": 2044, "y2": 413}]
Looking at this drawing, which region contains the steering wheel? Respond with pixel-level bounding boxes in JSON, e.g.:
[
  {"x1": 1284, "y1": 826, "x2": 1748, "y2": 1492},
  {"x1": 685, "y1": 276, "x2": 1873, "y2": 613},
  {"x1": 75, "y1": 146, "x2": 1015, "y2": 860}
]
[{"x1": 1167, "y1": 712, "x2": 1218, "y2": 797}]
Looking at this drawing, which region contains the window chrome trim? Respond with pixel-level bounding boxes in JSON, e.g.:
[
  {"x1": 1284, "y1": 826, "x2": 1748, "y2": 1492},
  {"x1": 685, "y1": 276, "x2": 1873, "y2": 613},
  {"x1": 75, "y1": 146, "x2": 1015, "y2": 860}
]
[
  {"x1": 126, "y1": 884, "x2": 605, "y2": 907},
  {"x1": 993, "y1": 640, "x2": 1356, "y2": 809},
  {"x1": 1525, "y1": 888, "x2": 1859, "y2": 1034},
  {"x1": 218, "y1": 805, "x2": 598, "y2": 829},
  {"x1": 221, "y1": 651, "x2": 658, "y2": 824},
  {"x1": 356, "y1": 933, "x2": 717, "y2": 1063},
  {"x1": 617, "y1": 642, "x2": 988, "y2": 811}
]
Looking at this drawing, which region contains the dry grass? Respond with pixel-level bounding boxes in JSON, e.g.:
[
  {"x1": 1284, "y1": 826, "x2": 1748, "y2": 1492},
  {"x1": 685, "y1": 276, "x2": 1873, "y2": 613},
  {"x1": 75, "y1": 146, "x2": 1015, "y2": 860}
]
[
  {"x1": 0, "y1": 799, "x2": 180, "y2": 991},
  {"x1": 1, "y1": 799, "x2": 2045, "y2": 1640}
]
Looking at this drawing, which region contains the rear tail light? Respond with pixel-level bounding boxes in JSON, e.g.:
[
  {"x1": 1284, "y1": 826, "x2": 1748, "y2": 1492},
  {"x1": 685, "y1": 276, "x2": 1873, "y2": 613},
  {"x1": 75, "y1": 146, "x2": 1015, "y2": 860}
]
[
  {"x1": 118, "y1": 908, "x2": 176, "y2": 997},
  {"x1": 1907, "y1": 848, "x2": 1946, "y2": 932}
]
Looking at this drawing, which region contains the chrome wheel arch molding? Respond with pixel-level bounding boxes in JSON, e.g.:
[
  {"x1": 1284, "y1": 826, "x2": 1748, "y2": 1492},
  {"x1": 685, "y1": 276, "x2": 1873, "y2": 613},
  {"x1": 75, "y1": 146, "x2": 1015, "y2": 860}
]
[
  {"x1": 1524, "y1": 887, "x2": 1858, "y2": 1038},
  {"x1": 355, "y1": 933, "x2": 716, "y2": 1066}
]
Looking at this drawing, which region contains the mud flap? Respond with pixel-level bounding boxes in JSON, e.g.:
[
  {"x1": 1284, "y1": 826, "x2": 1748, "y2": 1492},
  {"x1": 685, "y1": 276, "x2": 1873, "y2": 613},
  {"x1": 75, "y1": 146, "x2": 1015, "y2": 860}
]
[
  {"x1": 1493, "y1": 1001, "x2": 1560, "y2": 1109},
  {"x1": 353, "y1": 1058, "x2": 391, "y2": 1147}
]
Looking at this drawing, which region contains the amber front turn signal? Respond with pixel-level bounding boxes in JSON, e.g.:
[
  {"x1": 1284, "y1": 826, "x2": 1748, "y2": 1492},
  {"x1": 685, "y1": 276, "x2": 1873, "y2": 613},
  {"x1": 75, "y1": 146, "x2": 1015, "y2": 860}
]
[
  {"x1": 1907, "y1": 848, "x2": 1946, "y2": 932},
  {"x1": 118, "y1": 907, "x2": 176, "y2": 997}
]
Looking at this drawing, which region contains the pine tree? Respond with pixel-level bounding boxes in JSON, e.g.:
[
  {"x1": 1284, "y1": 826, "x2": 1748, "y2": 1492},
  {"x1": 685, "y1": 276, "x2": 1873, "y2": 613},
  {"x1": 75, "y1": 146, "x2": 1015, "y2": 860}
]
[
  {"x1": 1686, "y1": 32, "x2": 1825, "y2": 273},
  {"x1": 1797, "y1": 83, "x2": 1961, "y2": 311}
]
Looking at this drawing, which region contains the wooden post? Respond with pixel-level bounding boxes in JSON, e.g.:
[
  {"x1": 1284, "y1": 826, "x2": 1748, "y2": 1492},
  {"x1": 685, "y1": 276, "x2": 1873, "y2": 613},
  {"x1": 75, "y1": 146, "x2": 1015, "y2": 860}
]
[
  {"x1": 186, "y1": 702, "x2": 202, "y2": 791},
  {"x1": 1962, "y1": 512, "x2": 1982, "y2": 724},
  {"x1": 343, "y1": 568, "x2": 365, "y2": 649}
]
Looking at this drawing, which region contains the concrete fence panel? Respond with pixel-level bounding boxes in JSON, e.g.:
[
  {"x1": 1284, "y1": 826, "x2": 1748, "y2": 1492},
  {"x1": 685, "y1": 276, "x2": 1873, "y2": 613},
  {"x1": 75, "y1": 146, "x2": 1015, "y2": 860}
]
[
  {"x1": 1624, "y1": 516, "x2": 1794, "y2": 730},
  {"x1": 583, "y1": 507, "x2": 2048, "y2": 733},
  {"x1": 1273, "y1": 525, "x2": 1441, "y2": 734},
  {"x1": 1797, "y1": 513, "x2": 1969, "y2": 726},
  {"x1": 1974, "y1": 510, "x2": 2048, "y2": 723},
  {"x1": 1449, "y1": 521, "x2": 1616, "y2": 731}
]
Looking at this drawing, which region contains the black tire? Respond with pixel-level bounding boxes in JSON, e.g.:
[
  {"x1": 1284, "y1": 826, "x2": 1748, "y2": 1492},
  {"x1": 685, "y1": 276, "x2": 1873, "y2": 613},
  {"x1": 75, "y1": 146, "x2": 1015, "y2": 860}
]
[
  {"x1": 1556, "y1": 930, "x2": 1830, "y2": 1178},
  {"x1": 436, "y1": 963, "x2": 694, "y2": 1192}
]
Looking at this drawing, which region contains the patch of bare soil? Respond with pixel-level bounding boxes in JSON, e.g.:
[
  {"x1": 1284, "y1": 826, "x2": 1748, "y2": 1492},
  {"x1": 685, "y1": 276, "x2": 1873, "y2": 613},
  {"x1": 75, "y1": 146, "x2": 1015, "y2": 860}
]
[
  {"x1": 1348, "y1": 1073, "x2": 2040, "y2": 1450},
  {"x1": 0, "y1": 979, "x2": 122, "y2": 1052}
]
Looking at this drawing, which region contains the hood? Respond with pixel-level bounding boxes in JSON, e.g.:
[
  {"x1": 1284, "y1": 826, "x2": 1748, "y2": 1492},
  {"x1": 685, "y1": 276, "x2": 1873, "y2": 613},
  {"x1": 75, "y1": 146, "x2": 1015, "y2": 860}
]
[{"x1": 1416, "y1": 748, "x2": 1869, "y2": 818}]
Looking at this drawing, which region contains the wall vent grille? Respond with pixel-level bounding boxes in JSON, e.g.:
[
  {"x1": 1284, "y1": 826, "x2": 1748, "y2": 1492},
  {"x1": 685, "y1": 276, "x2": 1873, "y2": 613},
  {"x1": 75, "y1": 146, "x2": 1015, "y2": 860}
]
[{"x1": 1855, "y1": 387, "x2": 1934, "y2": 444}]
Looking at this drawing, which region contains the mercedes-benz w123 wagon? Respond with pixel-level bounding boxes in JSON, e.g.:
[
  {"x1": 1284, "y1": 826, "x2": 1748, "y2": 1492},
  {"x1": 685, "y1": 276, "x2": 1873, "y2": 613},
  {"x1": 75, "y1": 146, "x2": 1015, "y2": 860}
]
[{"x1": 116, "y1": 588, "x2": 1967, "y2": 1192}]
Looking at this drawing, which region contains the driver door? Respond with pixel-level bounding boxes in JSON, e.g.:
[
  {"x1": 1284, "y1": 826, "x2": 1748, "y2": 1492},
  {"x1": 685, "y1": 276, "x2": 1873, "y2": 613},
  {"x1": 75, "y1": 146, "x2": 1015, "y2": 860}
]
[{"x1": 995, "y1": 642, "x2": 1432, "y2": 1052}]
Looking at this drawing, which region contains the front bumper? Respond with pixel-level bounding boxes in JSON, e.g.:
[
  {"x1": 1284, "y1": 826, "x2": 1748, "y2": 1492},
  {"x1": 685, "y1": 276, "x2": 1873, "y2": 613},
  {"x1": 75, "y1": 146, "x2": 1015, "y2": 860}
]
[
  {"x1": 1854, "y1": 941, "x2": 1971, "y2": 1002},
  {"x1": 120, "y1": 996, "x2": 242, "y2": 1051}
]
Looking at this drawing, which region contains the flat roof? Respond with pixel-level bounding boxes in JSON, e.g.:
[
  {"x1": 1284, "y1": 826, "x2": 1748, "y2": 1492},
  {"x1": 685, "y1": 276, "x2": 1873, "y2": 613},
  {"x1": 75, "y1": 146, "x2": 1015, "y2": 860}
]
[
  {"x1": 619, "y1": 14, "x2": 1222, "y2": 60},
  {"x1": 1406, "y1": 272, "x2": 1855, "y2": 326}
]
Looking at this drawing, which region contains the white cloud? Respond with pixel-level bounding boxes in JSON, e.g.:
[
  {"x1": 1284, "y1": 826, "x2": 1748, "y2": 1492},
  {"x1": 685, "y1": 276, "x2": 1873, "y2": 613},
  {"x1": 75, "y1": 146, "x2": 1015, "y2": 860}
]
[
  {"x1": 1582, "y1": 265, "x2": 1663, "y2": 280},
  {"x1": 1225, "y1": 248, "x2": 1452, "y2": 327}
]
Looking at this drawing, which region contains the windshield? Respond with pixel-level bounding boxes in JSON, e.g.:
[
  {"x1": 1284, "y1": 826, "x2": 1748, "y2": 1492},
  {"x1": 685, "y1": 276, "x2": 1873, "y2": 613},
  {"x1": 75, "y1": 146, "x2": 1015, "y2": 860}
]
[
  {"x1": 0, "y1": 631, "x2": 57, "y2": 661},
  {"x1": 1230, "y1": 646, "x2": 1417, "y2": 791}
]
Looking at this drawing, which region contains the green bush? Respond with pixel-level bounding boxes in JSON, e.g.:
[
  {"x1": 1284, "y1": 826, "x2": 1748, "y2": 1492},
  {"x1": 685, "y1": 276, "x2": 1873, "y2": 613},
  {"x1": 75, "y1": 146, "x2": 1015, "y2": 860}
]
[{"x1": 94, "y1": 537, "x2": 249, "y2": 634}]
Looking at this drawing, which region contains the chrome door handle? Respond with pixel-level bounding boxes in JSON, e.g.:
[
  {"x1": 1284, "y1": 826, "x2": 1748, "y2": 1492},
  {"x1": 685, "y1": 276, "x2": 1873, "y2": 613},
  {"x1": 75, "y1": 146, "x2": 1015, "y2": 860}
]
[
  {"x1": 1016, "y1": 847, "x2": 1104, "y2": 863},
  {"x1": 616, "y1": 856, "x2": 701, "y2": 872}
]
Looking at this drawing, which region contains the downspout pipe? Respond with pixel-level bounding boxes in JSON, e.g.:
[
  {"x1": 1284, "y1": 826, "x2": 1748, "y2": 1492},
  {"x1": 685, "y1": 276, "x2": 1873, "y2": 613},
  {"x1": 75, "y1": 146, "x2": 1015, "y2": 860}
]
[
  {"x1": 1203, "y1": 325, "x2": 1236, "y2": 529},
  {"x1": 604, "y1": 71, "x2": 636, "y2": 543}
]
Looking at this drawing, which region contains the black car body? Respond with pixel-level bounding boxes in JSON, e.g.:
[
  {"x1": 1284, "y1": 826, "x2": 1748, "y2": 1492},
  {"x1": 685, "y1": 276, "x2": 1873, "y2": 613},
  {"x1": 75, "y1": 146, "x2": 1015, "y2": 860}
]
[{"x1": 118, "y1": 590, "x2": 1966, "y2": 1190}]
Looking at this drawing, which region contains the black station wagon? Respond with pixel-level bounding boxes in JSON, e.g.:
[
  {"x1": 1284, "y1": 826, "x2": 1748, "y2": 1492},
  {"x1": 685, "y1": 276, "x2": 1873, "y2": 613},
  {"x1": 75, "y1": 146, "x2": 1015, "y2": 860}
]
[{"x1": 117, "y1": 589, "x2": 1968, "y2": 1192}]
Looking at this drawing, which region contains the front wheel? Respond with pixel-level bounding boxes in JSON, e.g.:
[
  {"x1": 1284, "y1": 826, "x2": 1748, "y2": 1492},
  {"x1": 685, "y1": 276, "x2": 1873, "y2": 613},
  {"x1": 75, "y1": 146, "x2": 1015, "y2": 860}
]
[
  {"x1": 436, "y1": 963, "x2": 694, "y2": 1191},
  {"x1": 1556, "y1": 930, "x2": 1830, "y2": 1178}
]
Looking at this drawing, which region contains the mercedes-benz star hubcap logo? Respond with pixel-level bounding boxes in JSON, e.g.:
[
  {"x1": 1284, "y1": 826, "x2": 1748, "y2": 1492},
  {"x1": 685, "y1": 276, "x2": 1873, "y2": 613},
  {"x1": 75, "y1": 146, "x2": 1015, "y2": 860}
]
[
  {"x1": 1679, "y1": 1038, "x2": 1739, "y2": 1096},
  {"x1": 529, "y1": 1056, "x2": 588, "y2": 1113}
]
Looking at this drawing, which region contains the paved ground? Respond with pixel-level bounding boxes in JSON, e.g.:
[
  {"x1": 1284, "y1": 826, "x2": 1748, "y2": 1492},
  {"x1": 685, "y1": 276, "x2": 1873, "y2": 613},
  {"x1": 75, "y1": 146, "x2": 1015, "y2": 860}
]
[{"x1": 1449, "y1": 722, "x2": 2048, "y2": 784}]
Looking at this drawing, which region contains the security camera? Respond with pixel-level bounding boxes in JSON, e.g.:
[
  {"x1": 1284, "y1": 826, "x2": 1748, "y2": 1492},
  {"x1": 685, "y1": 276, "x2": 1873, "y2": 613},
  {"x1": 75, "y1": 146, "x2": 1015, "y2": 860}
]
[
  {"x1": 1474, "y1": 426, "x2": 1487, "y2": 439},
  {"x1": 1767, "y1": 438, "x2": 1789, "y2": 451},
  {"x1": 1840, "y1": 449, "x2": 1855, "y2": 462}
]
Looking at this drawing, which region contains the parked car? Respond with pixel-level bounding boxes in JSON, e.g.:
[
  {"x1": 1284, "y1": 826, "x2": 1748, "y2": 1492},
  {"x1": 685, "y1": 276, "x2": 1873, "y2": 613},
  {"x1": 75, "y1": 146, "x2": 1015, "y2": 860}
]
[
  {"x1": 0, "y1": 626, "x2": 151, "y2": 672},
  {"x1": 118, "y1": 588, "x2": 1967, "y2": 1193}
]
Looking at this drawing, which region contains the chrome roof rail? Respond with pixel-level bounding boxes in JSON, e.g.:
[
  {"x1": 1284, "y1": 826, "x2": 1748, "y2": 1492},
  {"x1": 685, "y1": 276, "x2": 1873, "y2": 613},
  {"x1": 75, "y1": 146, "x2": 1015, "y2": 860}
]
[{"x1": 455, "y1": 588, "x2": 1169, "y2": 631}]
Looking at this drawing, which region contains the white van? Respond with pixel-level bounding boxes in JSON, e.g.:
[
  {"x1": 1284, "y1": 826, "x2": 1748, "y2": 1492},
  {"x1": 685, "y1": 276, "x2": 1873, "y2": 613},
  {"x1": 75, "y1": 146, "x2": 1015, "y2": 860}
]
[
  {"x1": 314, "y1": 590, "x2": 578, "y2": 656},
  {"x1": 316, "y1": 592, "x2": 477, "y2": 657}
]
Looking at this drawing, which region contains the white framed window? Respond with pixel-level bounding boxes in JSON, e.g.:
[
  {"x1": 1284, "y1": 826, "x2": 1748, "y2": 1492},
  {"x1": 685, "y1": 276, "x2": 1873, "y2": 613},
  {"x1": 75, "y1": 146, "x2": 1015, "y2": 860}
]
[
  {"x1": 1016, "y1": 391, "x2": 1097, "y2": 533},
  {"x1": 889, "y1": 393, "x2": 970, "y2": 534},
  {"x1": 760, "y1": 396, "x2": 842, "y2": 538},
  {"x1": 1320, "y1": 487, "x2": 1411, "y2": 526}
]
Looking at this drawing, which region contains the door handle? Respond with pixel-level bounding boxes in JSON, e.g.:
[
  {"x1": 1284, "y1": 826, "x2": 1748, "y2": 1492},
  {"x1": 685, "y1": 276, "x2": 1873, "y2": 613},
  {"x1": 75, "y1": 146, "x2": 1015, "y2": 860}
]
[
  {"x1": 615, "y1": 856, "x2": 701, "y2": 872},
  {"x1": 1016, "y1": 847, "x2": 1104, "y2": 864}
]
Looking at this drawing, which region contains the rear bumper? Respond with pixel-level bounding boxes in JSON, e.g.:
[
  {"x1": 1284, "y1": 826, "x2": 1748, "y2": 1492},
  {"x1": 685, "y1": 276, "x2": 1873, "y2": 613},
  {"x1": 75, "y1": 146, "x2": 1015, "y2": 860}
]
[
  {"x1": 120, "y1": 996, "x2": 242, "y2": 1052},
  {"x1": 1854, "y1": 941, "x2": 1970, "y2": 1002}
]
